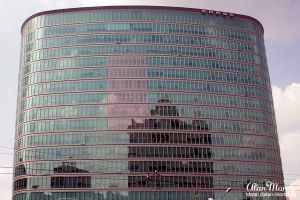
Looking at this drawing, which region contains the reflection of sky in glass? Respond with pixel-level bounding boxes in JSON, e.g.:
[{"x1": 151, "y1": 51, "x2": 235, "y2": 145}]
[
  {"x1": 108, "y1": 104, "x2": 148, "y2": 117},
  {"x1": 107, "y1": 56, "x2": 149, "y2": 130},
  {"x1": 12, "y1": 7, "x2": 286, "y2": 199}
]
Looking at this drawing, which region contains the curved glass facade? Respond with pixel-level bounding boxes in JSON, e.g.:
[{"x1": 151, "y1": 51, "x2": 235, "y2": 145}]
[{"x1": 14, "y1": 6, "x2": 284, "y2": 200}]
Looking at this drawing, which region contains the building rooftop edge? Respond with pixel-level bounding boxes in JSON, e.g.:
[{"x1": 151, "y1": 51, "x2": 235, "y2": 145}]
[{"x1": 21, "y1": 5, "x2": 264, "y2": 33}]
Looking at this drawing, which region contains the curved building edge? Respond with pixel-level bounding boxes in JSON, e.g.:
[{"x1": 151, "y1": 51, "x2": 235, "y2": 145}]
[{"x1": 21, "y1": 5, "x2": 264, "y2": 33}]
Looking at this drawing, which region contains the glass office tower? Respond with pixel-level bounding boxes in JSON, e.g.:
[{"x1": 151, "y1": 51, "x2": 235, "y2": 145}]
[{"x1": 14, "y1": 6, "x2": 284, "y2": 200}]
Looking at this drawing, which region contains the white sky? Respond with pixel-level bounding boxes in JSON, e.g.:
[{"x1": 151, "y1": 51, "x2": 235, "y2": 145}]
[{"x1": 0, "y1": 0, "x2": 299, "y2": 199}]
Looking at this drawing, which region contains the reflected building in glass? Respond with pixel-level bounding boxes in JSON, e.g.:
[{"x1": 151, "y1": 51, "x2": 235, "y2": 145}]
[{"x1": 14, "y1": 6, "x2": 284, "y2": 200}]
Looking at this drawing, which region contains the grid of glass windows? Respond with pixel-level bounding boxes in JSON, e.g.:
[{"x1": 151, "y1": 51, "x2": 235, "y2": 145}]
[{"x1": 14, "y1": 6, "x2": 284, "y2": 200}]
